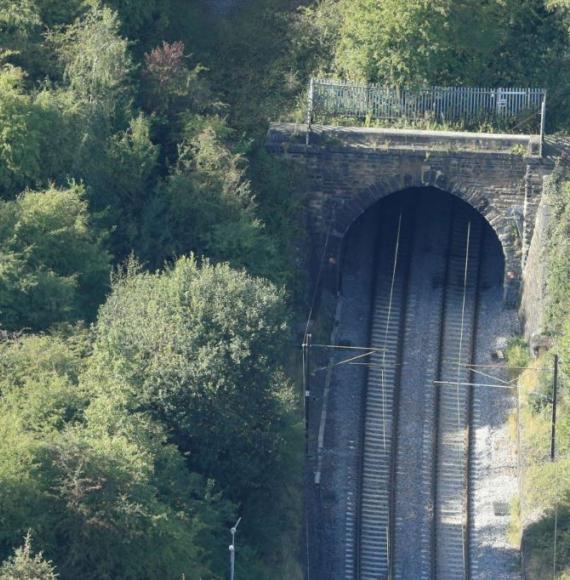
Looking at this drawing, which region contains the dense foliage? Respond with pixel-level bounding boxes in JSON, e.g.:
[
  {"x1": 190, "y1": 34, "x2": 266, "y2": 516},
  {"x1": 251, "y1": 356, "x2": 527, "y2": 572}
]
[
  {"x1": 0, "y1": 533, "x2": 58, "y2": 580},
  {"x1": 0, "y1": 1, "x2": 304, "y2": 577},
  {"x1": 0, "y1": 184, "x2": 110, "y2": 330},
  {"x1": 3, "y1": 0, "x2": 570, "y2": 577},
  {"x1": 89, "y1": 257, "x2": 294, "y2": 497},
  {"x1": 0, "y1": 261, "x2": 301, "y2": 578}
]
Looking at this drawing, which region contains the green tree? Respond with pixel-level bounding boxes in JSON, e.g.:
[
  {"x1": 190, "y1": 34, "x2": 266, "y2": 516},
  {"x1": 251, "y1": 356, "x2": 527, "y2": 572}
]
[
  {"x1": 300, "y1": 0, "x2": 570, "y2": 131},
  {"x1": 141, "y1": 120, "x2": 279, "y2": 278},
  {"x1": 35, "y1": 0, "x2": 87, "y2": 27},
  {"x1": 0, "y1": 184, "x2": 110, "y2": 331},
  {"x1": 0, "y1": 331, "x2": 233, "y2": 578},
  {"x1": 140, "y1": 40, "x2": 220, "y2": 163},
  {"x1": 87, "y1": 256, "x2": 292, "y2": 496},
  {"x1": 0, "y1": 65, "x2": 86, "y2": 198},
  {"x1": 0, "y1": 400, "x2": 230, "y2": 578},
  {"x1": 95, "y1": 0, "x2": 169, "y2": 39},
  {"x1": 86, "y1": 114, "x2": 159, "y2": 258},
  {"x1": 86, "y1": 256, "x2": 301, "y2": 573},
  {"x1": 49, "y1": 4, "x2": 133, "y2": 117},
  {"x1": 195, "y1": 0, "x2": 307, "y2": 134},
  {"x1": 0, "y1": 0, "x2": 41, "y2": 60},
  {"x1": 309, "y1": 0, "x2": 504, "y2": 85},
  {"x1": 142, "y1": 41, "x2": 212, "y2": 119},
  {"x1": 0, "y1": 0, "x2": 87, "y2": 78},
  {"x1": 0, "y1": 532, "x2": 58, "y2": 580},
  {"x1": 0, "y1": 331, "x2": 91, "y2": 432},
  {"x1": 0, "y1": 65, "x2": 44, "y2": 197}
]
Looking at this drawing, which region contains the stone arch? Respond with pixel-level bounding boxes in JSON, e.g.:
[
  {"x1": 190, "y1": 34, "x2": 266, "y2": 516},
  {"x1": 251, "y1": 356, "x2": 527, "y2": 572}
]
[{"x1": 327, "y1": 174, "x2": 518, "y2": 305}]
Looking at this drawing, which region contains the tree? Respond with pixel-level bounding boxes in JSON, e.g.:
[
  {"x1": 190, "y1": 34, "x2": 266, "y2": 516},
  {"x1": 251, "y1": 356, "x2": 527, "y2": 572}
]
[
  {"x1": 0, "y1": 331, "x2": 233, "y2": 579},
  {"x1": 35, "y1": 0, "x2": 86, "y2": 27},
  {"x1": 87, "y1": 256, "x2": 293, "y2": 498},
  {"x1": 0, "y1": 184, "x2": 110, "y2": 331},
  {"x1": 313, "y1": 0, "x2": 504, "y2": 85},
  {"x1": 95, "y1": 0, "x2": 170, "y2": 39},
  {"x1": 0, "y1": 65, "x2": 44, "y2": 197},
  {"x1": 0, "y1": 65, "x2": 88, "y2": 199},
  {"x1": 85, "y1": 256, "x2": 302, "y2": 573},
  {"x1": 0, "y1": 331, "x2": 91, "y2": 433},
  {"x1": 141, "y1": 119, "x2": 280, "y2": 278},
  {"x1": 50, "y1": 4, "x2": 133, "y2": 117},
  {"x1": 140, "y1": 40, "x2": 219, "y2": 162},
  {"x1": 0, "y1": 532, "x2": 58, "y2": 580},
  {"x1": 0, "y1": 0, "x2": 41, "y2": 60},
  {"x1": 0, "y1": 397, "x2": 231, "y2": 579},
  {"x1": 142, "y1": 41, "x2": 213, "y2": 118},
  {"x1": 86, "y1": 114, "x2": 159, "y2": 259}
]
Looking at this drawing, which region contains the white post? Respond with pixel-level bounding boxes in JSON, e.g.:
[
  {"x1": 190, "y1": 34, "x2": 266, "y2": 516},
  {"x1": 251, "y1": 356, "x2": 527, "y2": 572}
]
[
  {"x1": 540, "y1": 96, "x2": 546, "y2": 158},
  {"x1": 306, "y1": 78, "x2": 315, "y2": 146},
  {"x1": 229, "y1": 517, "x2": 242, "y2": 580}
]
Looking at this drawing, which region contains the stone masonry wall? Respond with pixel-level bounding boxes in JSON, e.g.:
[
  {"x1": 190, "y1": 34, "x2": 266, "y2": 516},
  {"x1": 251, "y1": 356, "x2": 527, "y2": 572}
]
[
  {"x1": 267, "y1": 123, "x2": 552, "y2": 307},
  {"x1": 520, "y1": 193, "x2": 552, "y2": 338}
]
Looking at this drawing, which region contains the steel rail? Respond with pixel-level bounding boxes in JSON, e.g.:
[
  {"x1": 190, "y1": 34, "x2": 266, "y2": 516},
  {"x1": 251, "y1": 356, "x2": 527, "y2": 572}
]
[
  {"x1": 432, "y1": 206, "x2": 484, "y2": 579},
  {"x1": 355, "y1": 202, "x2": 415, "y2": 579}
]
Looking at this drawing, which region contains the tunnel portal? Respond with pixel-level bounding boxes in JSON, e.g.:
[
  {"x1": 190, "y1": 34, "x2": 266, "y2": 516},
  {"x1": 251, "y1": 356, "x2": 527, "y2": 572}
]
[{"x1": 267, "y1": 123, "x2": 549, "y2": 579}]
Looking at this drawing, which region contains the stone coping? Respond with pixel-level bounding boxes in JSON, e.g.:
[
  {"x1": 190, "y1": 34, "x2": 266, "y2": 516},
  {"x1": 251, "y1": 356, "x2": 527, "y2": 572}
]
[{"x1": 267, "y1": 122, "x2": 541, "y2": 156}]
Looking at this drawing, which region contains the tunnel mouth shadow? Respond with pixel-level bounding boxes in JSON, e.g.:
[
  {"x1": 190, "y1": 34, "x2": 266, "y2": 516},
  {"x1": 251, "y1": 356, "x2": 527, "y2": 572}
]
[{"x1": 340, "y1": 186, "x2": 505, "y2": 299}]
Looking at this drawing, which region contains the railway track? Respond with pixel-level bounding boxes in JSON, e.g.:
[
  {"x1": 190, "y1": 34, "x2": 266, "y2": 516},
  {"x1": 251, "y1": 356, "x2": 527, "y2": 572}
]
[
  {"x1": 357, "y1": 202, "x2": 415, "y2": 579},
  {"x1": 393, "y1": 193, "x2": 454, "y2": 580},
  {"x1": 354, "y1": 195, "x2": 486, "y2": 579},
  {"x1": 432, "y1": 206, "x2": 484, "y2": 579}
]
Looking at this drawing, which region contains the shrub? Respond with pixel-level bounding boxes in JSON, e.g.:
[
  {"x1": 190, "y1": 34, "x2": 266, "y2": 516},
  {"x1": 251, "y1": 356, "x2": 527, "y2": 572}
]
[{"x1": 0, "y1": 184, "x2": 110, "y2": 330}]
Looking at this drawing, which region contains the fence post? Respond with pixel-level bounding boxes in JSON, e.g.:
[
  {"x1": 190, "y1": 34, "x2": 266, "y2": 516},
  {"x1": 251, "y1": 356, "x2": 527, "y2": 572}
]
[
  {"x1": 306, "y1": 78, "x2": 315, "y2": 147},
  {"x1": 539, "y1": 96, "x2": 546, "y2": 158}
]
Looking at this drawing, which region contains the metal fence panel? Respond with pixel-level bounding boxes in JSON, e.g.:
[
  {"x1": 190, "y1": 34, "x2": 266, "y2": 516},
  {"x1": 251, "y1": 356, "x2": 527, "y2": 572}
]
[{"x1": 309, "y1": 79, "x2": 546, "y2": 133}]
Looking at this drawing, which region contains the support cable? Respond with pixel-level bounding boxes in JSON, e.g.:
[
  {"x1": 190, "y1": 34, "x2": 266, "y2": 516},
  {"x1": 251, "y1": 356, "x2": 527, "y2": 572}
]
[
  {"x1": 455, "y1": 220, "x2": 472, "y2": 580},
  {"x1": 303, "y1": 213, "x2": 334, "y2": 345},
  {"x1": 382, "y1": 213, "x2": 403, "y2": 451},
  {"x1": 468, "y1": 366, "x2": 513, "y2": 386},
  {"x1": 378, "y1": 212, "x2": 403, "y2": 576}
]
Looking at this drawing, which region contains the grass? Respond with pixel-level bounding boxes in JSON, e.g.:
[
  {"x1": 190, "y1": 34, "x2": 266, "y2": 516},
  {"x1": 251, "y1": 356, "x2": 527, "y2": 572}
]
[
  {"x1": 507, "y1": 342, "x2": 570, "y2": 578},
  {"x1": 508, "y1": 496, "x2": 522, "y2": 547}
]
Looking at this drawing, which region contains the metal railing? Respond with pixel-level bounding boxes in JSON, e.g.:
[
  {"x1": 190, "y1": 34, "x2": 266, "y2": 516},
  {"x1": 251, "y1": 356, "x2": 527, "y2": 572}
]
[{"x1": 306, "y1": 78, "x2": 547, "y2": 143}]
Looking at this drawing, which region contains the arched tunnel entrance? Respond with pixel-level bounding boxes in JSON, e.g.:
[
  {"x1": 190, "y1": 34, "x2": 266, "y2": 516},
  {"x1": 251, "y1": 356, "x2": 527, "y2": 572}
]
[
  {"x1": 313, "y1": 187, "x2": 520, "y2": 579},
  {"x1": 340, "y1": 186, "x2": 505, "y2": 301}
]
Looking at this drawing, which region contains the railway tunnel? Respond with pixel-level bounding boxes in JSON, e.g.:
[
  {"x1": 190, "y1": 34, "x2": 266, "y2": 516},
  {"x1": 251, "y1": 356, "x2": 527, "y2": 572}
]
[
  {"x1": 333, "y1": 187, "x2": 510, "y2": 579},
  {"x1": 266, "y1": 122, "x2": 550, "y2": 579}
]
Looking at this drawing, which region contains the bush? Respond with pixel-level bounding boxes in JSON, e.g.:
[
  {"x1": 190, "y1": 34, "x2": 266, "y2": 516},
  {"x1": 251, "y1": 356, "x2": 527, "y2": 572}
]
[
  {"x1": 86, "y1": 256, "x2": 302, "y2": 574},
  {"x1": 140, "y1": 120, "x2": 283, "y2": 280},
  {"x1": 0, "y1": 65, "x2": 46, "y2": 197},
  {"x1": 0, "y1": 184, "x2": 110, "y2": 330},
  {"x1": 506, "y1": 337, "x2": 530, "y2": 379},
  {"x1": 0, "y1": 532, "x2": 58, "y2": 580},
  {"x1": 88, "y1": 256, "x2": 292, "y2": 493},
  {"x1": 0, "y1": 327, "x2": 237, "y2": 578}
]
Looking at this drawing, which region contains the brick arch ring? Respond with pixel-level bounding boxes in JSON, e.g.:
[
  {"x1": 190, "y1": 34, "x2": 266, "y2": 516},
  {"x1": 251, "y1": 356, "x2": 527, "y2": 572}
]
[{"x1": 325, "y1": 174, "x2": 520, "y2": 306}]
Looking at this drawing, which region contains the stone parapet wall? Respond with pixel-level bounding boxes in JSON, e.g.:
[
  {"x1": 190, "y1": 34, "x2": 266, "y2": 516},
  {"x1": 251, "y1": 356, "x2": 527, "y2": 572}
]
[{"x1": 267, "y1": 123, "x2": 553, "y2": 307}]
